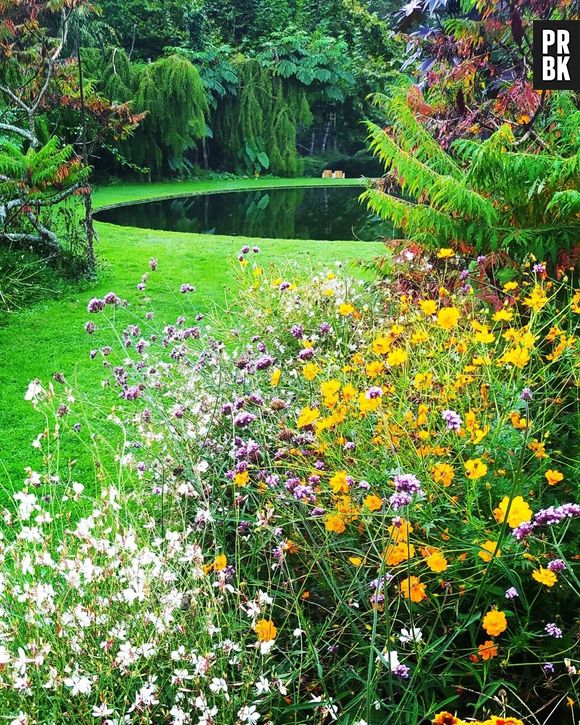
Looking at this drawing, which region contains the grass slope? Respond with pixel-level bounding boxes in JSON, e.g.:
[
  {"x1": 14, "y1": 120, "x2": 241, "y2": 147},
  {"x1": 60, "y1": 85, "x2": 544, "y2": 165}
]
[{"x1": 0, "y1": 177, "x2": 383, "y2": 494}]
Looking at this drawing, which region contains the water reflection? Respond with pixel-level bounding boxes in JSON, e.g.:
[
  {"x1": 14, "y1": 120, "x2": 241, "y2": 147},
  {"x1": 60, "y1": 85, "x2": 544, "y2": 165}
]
[{"x1": 95, "y1": 186, "x2": 395, "y2": 242}]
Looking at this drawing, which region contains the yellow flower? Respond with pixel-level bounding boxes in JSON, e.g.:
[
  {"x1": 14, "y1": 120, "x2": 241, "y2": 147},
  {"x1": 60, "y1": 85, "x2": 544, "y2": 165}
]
[
  {"x1": 234, "y1": 471, "x2": 249, "y2": 487},
  {"x1": 414, "y1": 372, "x2": 433, "y2": 390},
  {"x1": 213, "y1": 554, "x2": 228, "y2": 572},
  {"x1": 349, "y1": 556, "x2": 363, "y2": 566},
  {"x1": 523, "y1": 285, "x2": 549, "y2": 311},
  {"x1": 437, "y1": 248, "x2": 455, "y2": 259},
  {"x1": 270, "y1": 368, "x2": 281, "y2": 386},
  {"x1": 493, "y1": 495, "x2": 532, "y2": 528},
  {"x1": 571, "y1": 289, "x2": 580, "y2": 314},
  {"x1": 493, "y1": 308, "x2": 514, "y2": 322},
  {"x1": 255, "y1": 618, "x2": 277, "y2": 642},
  {"x1": 420, "y1": 300, "x2": 438, "y2": 315},
  {"x1": 387, "y1": 348, "x2": 408, "y2": 367},
  {"x1": 325, "y1": 513, "x2": 346, "y2": 534},
  {"x1": 400, "y1": 575, "x2": 427, "y2": 602},
  {"x1": 501, "y1": 346, "x2": 531, "y2": 368},
  {"x1": 303, "y1": 363, "x2": 320, "y2": 381},
  {"x1": 465, "y1": 458, "x2": 488, "y2": 480},
  {"x1": 545, "y1": 469, "x2": 564, "y2": 486},
  {"x1": 365, "y1": 360, "x2": 384, "y2": 378},
  {"x1": 425, "y1": 550, "x2": 448, "y2": 573},
  {"x1": 472, "y1": 321, "x2": 495, "y2": 344},
  {"x1": 478, "y1": 540, "x2": 501, "y2": 562},
  {"x1": 503, "y1": 281, "x2": 519, "y2": 292},
  {"x1": 338, "y1": 302, "x2": 355, "y2": 316},
  {"x1": 432, "y1": 463, "x2": 455, "y2": 487},
  {"x1": 372, "y1": 336, "x2": 391, "y2": 354},
  {"x1": 532, "y1": 567, "x2": 557, "y2": 587},
  {"x1": 437, "y1": 307, "x2": 460, "y2": 330},
  {"x1": 329, "y1": 470, "x2": 350, "y2": 494},
  {"x1": 411, "y1": 330, "x2": 429, "y2": 345},
  {"x1": 297, "y1": 406, "x2": 320, "y2": 428},
  {"x1": 482, "y1": 609, "x2": 507, "y2": 636}
]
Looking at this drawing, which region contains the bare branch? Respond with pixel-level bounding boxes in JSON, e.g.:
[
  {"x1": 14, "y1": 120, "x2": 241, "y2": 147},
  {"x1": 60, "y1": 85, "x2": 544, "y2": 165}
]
[{"x1": 0, "y1": 123, "x2": 37, "y2": 145}]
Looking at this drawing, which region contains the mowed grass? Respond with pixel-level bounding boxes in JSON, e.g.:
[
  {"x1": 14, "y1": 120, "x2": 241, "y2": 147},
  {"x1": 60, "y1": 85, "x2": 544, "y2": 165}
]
[{"x1": 0, "y1": 177, "x2": 383, "y2": 496}]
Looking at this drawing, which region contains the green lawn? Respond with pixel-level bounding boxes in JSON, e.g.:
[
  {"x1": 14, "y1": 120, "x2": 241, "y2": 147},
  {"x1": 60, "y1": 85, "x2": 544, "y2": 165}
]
[{"x1": 0, "y1": 177, "x2": 384, "y2": 493}]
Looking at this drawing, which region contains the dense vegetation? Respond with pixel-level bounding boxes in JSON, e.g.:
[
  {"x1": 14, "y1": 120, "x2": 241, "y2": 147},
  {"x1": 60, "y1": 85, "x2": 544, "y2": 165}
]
[{"x1": 0, "y1": 0, "x2": 578, "y2": 723}]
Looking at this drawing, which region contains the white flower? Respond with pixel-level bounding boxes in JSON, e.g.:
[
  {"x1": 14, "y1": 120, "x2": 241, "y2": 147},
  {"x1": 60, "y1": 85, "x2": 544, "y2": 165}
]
[
  {"x1": 24, "y1": 380, "x2": 42, "y2": 402},
  {"x1": 209, "y1": 677, "x2": 228, "y2": 694},
  {"x1": 64, "y1": 673, "x2": 92, "y2": 696},
  {"x1": 0, "y1": 646, "x2": 11, "y2": 665},
  {"x1": 353, "y1": 721, "x2": 368, "y2": 725},
  {"x1": 10, "y1": 712, "x2": 29, "y2": 725},
  {"x1": 254, "y1": 675, "x2": 270, "y2": 695},
  {"x1": 377, "y1": 649, "x2": 400, "y2": 671},
  {"x1": 293, "y1": 627, "x2": 304, "y2": 637},
  {"x1": 399, "y1": 627, "x2": 423, "y2": 644},
  {"x1": 92, "y1": 704, "x2": 114, "y2": 717},
  {"x1": 237, "y1": 705, "x2": 260, "y2": 724}
]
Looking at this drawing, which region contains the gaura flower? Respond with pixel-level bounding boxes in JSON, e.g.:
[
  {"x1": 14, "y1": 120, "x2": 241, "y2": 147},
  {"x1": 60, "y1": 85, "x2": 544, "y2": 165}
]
[
  {"x1": 255, "y1": 618, "x2": 277, "y2": 642},
  {"x1": 297, "y1": 406, "x2": 320, "y2": 428},
  {"x1": 532, "y1": 567, "x2": 557, "y2": 587},
  {"x1": 437, "y1": 307, "x2": 460, "y2": 330},
  {"x1": 493, "y1": 496, "x2": 532, "y2": 528},
  {"x1": 482, "y1": 609, "x2": 507, "y2": 637},
  {"x1": 545, "y1": 469, "x2": 564, "y2": 486},
  {"x1": 400, "y1": 576, "x2": 427, "y2": 602},
  {"x1": 465, "y1": 458, "x2": 488, "y2": 480}
]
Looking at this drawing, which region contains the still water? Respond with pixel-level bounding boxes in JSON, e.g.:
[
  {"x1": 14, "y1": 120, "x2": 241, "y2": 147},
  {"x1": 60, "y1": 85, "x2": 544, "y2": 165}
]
[{"x1": 95, "y1": 186, "x2": 394, "y2": 242}]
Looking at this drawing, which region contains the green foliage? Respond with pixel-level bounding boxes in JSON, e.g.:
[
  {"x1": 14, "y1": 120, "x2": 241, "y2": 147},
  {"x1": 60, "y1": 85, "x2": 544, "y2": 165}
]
[
  {"x1": 127, "y1": 55, "x2": 208, "y2": 177},
  {"x1": 163, "y1": 45, "x2": 238, "y2": 109},
  {"x1": 363, "y1": 90, "x2": 580, "y2": 261},
  {"x1": 213, "y1": 59, "x2": 312, "y2": 176}
]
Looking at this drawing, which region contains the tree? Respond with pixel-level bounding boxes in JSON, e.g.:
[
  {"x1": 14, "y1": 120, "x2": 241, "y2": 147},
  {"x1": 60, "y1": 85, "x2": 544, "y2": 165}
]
[
  {"x1": 127, "y1": 55, "x2": 208, "y2": 178},
  {"x1": 362, "y1": 87, "x2": 580, "y2": 262}
]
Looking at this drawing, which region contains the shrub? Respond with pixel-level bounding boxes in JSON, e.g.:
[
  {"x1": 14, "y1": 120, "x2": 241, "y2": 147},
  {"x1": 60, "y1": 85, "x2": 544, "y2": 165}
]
[{"x1": 4, "y1": 249, "x2": 579, "y2": 723}]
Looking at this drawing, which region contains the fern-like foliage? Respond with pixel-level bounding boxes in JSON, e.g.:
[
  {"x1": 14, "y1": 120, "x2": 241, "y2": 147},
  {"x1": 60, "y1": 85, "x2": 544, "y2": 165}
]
[{"x1": 364, "y1": 90, "x2": 580, "y2": 261}]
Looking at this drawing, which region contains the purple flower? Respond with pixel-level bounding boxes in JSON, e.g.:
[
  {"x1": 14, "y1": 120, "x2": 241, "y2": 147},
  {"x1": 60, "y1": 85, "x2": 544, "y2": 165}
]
[
  {"x1": 241, "y1": 245, "x2": 250, "y2": 255},
  {"x1": 547, "y1": 559, "x2": 566, "y2": 572},
  {"x1": 87, "y1": 298, "x2": 105, "y2": 313},
  {"x1": 533, "y1": 263, "x2": 546, "y2": 274},
  {"x1": 180, "y1": 284, "x2": 195, "y2": 294},
  {"x1": 365, "y1": 386, "x2": 383, "y2": 399},
  {"x1": 136, "y1": 283, "x2": 146, "y2": 291},
  {"x1": 505, "y1": 587, "x2": 519, "y2": 599},
  {"x1": 320, "y1": 321, "x2": 331, "y2": 335},
  {"x1": 122, "y1": 385, "x2": 141, "y2": 400},
  {"x1": 255, "y1": 355, "x2": 274, "y2": 370},
  {"x1": 392, "y1": 664, "x2": 410, "y2": 679},
  {"x1": 279, "y1": 281, "x2": 290, "y2": 291},
  {"x1": 149, "y1": 257, "x2": 158, "y2": 271},
  {"x1": 104, "y1": 292, "x2": 121, "y2": 305},
  {"x1": 543, "y1": 663, "x2": 555, "y2": 675},
  {"x1": 233, "y1": 412, "x2": 257, "y2": 428},
  {"x1": 298, "y1": 348, "x2": 315, "y2": 361},
  {"x1": 290, "y1": 324, "x2": 304, "y2": 339},
  {"x1": 389, "y1": 491, "x2": 412, "y2": 510},
  {"x1": 84, "y1": 321, "x2": 97, "y2": 334},
  {"x1": 441, "y1": 409, "x2": 462, "y2": 431},
  {"x1": 545, "y1": 623, "x2": 562, "y2": 638},
  {"x1": 252, "y1": 246, "x2": 260, "y2": 253},
  {"x1": 477, "y1": 255, "x2": 486, "y2": 264},
  {"x1": 520, "y1": 387, "x2": 533, "y2": 402},
  {"x1": 393, "y1": 473, "x2": 422, "y2": 494}
]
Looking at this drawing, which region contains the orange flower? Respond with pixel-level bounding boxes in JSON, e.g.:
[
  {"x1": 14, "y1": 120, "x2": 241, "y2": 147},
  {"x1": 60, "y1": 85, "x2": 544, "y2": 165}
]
[
  {"x1": 478, "y1": 640, "x2": 498, "y2": 661},
  {"x1": 432, "y1": 713, "x2": 463, "y2": 725},
  {"x1": 545, "y1": 469, "x2": 564, "y2": 486},
  {"x1": 325, "y1": 513, "x2": 346, "y2": 534},
  {"x1": 363, "y1": 494, "x2": 383, "y2": 512},
  {"x1": 432, "y1": 462, "x2": 455, "y2": 487},
  {"x1": 254, "y1": 618, "x2": 277, "y2": 642},
  {"x1": 482, "y1": 609, "x2": 507, "y2": 637},
  {"x1": 329, "y1": 470, "x2": 350, "y2": 494},
  {"x1": 478, "y1": 540, "x2": 501, "y2": 563},
  {"x1": 425, "y1": 550, "x2": 448, "y2": 573},
  {"x1": 400, "y1": 575, "x2": 427, "y2": 602},
  {"x1": 384, "y1": 541, "x2": 415, "y2": 566}
]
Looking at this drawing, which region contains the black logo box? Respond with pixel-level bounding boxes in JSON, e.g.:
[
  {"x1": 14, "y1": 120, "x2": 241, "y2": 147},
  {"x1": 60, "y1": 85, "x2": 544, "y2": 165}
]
[{"x1": 533, "y1": 20, "x2": 580, "y2": 91}]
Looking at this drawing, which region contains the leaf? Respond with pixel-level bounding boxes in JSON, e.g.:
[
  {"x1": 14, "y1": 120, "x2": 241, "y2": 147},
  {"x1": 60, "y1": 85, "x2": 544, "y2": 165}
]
[{"x1": 257, "y1": 151, "x2": 270, "y2": 169}]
